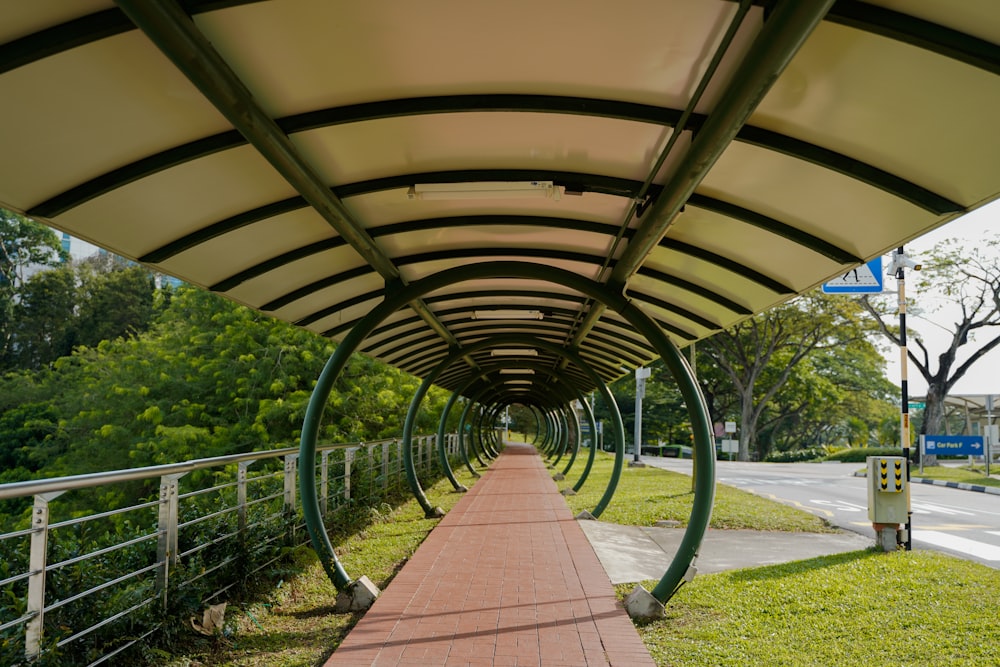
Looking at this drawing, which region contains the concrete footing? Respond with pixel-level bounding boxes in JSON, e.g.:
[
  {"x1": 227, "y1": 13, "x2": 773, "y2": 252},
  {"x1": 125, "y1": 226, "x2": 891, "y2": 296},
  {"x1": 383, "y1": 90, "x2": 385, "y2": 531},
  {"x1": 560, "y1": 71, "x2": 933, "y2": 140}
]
[
  {"x1": 426, "y1": 506, "x2": 446, "y2": 518},
  {"x1": 627, "y1": 460, "x2": 646, "y2": 468},
  {"x1": 335, "y1": 575, "x2": 380, "y2": 612},
  {"x1": 873, "y1": 523, "x2": 901, "y2": 552},
  {"x1": 561, "y1": 488, "x2": 577, "y2": 496},
  {"x1": 575, "y1": 510, "x2": 596, "y2": 520},
  {"x1": 552, "y1": 472, "x2": 565, "y2": 481},
  {"x1": 624, "y1": 585, "x2": 664, "y2": 620}
]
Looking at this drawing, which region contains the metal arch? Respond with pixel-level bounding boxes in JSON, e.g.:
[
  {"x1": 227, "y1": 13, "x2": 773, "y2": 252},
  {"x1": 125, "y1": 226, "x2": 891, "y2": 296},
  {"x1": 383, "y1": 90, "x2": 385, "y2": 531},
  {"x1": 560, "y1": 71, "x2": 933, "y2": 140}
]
[
  {"x1": 825, "y1": 0, "x2": 1000, "y2": 77},
  {"x1": 264, "y1": 249, "x2": 773, "y2": 334},
  {"x1": 458, "y1": 398, "x2": 488, "y2": 469},
  {"x1": 398, "y1": 333, "x2": 627, "y2": 517},
  {"x1": 298, "y1": 260, "x2": 714, "y2": 601},
  {"x1": 380, "y1": 328, "x2": 643, "y2": 381},
  {"x1": 440, "y1": 361, "x2": 581, "y2": 483},
  {"x1": 6, "y1": 4, "x2": 997, "y2": 93},
  {"x1": 32, "y1": 90, "x2": 959, "y2": 222},
  {"x1": 571, "y1": 392, "x2": 600, "y2": 493},
  {"x1": 434, "y1": 389, "x2": 471, "y2": 490},
  {"x1": 414, "y1": 356, "x2": 586, "y2": 508},
  {"x1": 196, "y1": 170, "x2": 856, "y2": 293}
]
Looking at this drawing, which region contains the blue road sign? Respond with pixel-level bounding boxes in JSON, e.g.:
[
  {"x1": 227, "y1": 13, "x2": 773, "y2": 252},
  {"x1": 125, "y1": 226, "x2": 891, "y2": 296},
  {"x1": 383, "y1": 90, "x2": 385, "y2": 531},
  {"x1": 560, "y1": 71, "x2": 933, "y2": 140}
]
[
  {"x1": 822, "y1": 258, "x2": 884, "y2": 294},
  {"x1": 923, "y1": 435, "x2": 984, "y2": 456}
]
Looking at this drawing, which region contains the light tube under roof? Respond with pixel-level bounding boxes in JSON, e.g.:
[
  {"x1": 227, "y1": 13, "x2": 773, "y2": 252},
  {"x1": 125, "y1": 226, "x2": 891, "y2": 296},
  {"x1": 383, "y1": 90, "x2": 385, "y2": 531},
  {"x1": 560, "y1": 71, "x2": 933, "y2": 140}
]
[
  {"x1": 473, "y1": 309, "x2": 544, "y2": 320},
  {"x1": 499, "y1": 368, "x2": 535, "y2": 375},
  {"x1": 491, "y1": 349, "x2": 538, "y2": 357},
  {"x1": 407, "y1": 181, "x2": 562, "y2": 201}
]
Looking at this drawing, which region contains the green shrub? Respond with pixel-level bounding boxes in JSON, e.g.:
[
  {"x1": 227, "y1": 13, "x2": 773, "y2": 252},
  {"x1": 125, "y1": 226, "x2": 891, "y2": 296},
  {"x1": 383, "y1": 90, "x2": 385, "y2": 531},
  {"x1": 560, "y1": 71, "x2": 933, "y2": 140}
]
[
  {"x1": 764, "y1": 448, "x2": 826, "y2": 463},
  {"x1": 824, "y1": 446, "x2": 902, "y2": 463}
]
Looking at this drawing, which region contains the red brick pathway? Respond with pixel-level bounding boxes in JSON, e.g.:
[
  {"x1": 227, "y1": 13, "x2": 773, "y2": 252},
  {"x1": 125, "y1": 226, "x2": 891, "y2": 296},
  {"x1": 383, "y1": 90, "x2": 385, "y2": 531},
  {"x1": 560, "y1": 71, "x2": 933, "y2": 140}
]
[{"x1": 324, "y1": 443, "x2": 656, "y2": 666}]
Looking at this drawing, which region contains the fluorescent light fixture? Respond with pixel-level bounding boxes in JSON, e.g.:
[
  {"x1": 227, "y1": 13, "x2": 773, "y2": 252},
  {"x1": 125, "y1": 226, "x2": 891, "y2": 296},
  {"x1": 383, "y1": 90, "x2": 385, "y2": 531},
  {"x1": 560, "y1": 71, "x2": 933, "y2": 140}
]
[
  {"x1": 490, "y1": 349, "x2": 538, "y2": 357},
  {"x1": 499, "y1": 369, "x2": 535, "y2": 375},
  {"x1": 473, "y1": 309, "x2": 543, "y2": 320},
  {"x1": 407, "y1": 181, "x2": 562, "y2": 201},
  {"x1": 504, "y1": 380, "x2": 533, "y2": 385}
]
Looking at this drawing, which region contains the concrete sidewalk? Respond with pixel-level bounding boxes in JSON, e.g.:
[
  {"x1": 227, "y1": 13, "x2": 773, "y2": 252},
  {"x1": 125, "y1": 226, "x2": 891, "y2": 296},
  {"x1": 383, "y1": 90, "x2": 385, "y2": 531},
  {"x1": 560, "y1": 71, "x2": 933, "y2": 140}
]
[{"x1": 578, "y1": 521, "x2": 873, "y2": 584}]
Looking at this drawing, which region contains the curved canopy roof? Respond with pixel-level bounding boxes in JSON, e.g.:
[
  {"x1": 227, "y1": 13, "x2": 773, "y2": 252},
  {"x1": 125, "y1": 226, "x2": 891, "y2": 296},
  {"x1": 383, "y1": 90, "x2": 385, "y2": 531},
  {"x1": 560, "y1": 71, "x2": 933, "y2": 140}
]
[{"x1": 2, "y1": 1, "x2": 999, "y2": 400}]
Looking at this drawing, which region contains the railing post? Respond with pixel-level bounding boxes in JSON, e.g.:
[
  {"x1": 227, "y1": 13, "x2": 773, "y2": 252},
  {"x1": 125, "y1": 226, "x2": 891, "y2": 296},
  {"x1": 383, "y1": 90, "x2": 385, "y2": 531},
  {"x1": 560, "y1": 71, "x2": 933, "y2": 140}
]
[
  {"x1": 320, "y1": 450, "x2": 329, "y2": 517},
  {"x1": 344, "y1": 447, "x2": 356, "y2": 501},
  {"x1": 283, "y1": 454, "x2": 298, "y2": 542},
  {"x1": 283, "y1": 454, "x2": 298, "y2": 514},
  {"x1": 237, "y1": 461, "x2": 253, "y2": 536},
  {"x1": 25, "y1": 491, "x2": 63, "y2": 661},
  {"x1": 367, "y1": 444, "x2": 374, "y2": 502},
  {"x1": 381, "y1": 442, "x2": 390, "y2": 490},
  {"x1": 155, "y1": 473, "x2": 185, "y2": 609}
]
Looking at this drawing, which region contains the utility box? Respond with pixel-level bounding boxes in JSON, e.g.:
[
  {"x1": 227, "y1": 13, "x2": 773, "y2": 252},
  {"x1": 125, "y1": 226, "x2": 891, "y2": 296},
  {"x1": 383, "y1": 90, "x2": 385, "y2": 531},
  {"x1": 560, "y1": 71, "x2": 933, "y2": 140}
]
[{"x1": 867, "y1": 456, "x2": 909, "y2": 524}]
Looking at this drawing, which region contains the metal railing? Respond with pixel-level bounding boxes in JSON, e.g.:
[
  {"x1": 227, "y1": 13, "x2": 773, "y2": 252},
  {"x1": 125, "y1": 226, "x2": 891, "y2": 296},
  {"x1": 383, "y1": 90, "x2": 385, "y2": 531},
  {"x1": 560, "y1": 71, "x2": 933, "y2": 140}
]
[{"x1": 0, "y1": 434, "x2": 459, "y2": 665}]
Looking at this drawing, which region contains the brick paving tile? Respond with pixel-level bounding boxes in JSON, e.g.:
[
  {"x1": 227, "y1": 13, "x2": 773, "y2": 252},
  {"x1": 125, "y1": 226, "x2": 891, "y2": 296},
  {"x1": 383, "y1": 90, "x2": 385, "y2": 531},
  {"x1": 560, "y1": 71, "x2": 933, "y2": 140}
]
[{"x1": 324, "y1": 443, "x2": 655, "y2": 666}]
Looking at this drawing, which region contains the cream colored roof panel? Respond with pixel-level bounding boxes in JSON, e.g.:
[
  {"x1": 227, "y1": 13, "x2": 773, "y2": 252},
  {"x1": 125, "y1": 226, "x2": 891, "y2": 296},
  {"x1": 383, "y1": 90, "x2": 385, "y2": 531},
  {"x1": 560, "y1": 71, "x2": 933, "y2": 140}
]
[{"x1": 1, "y1": 1, "x2": 998, "y2": 395}]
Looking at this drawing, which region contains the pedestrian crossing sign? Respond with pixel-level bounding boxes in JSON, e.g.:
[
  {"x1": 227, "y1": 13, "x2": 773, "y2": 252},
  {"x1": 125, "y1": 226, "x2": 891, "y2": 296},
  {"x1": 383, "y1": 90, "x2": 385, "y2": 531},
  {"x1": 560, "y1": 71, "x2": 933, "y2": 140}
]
[{"x1": 822, "y1": 257, "x2": 884, "y2": 294}]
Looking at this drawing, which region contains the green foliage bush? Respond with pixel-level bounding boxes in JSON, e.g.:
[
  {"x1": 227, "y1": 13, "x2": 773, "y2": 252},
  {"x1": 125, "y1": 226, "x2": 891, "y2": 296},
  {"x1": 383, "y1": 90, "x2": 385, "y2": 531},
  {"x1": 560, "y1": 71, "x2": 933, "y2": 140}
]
[
  {"x1": 764, "y1": 447, "x2": 826, "y2": 463},
  {"x1": 0, "y1": 282, "x2": 462, "y2": 664},
  {"x1": 823, "y1": 446, "x2": 902, "y2": 463}
]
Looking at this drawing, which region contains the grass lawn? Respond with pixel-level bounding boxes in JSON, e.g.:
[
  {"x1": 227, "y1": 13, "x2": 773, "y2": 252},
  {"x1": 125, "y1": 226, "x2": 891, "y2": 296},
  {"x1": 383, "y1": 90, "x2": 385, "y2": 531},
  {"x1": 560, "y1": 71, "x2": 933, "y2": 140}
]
[
  {"x1": 624, "y1": 549, "x2": 1000, "y2": 666},
  {"x1": 913, "y1": 464, "x2": 1000, "y2": 488},
  {"x1": 562, "y1": 450, "x2": 832, "y2": 532}
]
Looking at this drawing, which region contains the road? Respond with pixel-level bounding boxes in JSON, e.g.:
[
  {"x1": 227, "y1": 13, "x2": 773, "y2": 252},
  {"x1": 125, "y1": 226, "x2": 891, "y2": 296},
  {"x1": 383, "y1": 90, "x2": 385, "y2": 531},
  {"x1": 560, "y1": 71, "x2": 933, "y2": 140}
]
[{"x1": 641, "y1": 457, "x2": 1000, "y2": 569}]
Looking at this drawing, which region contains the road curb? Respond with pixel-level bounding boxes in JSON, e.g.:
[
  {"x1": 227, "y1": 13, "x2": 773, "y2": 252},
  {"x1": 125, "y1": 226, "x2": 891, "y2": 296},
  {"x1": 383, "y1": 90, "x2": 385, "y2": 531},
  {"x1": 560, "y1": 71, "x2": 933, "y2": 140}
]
[{"x1": 853, "y1": 471, "x2": 1000, "y2": 496}]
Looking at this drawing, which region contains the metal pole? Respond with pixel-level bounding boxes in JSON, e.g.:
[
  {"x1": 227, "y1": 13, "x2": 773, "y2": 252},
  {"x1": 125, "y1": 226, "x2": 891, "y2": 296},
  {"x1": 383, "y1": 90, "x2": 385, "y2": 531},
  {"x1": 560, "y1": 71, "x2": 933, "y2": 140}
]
[
  {"x1": 896, "y1": 246, "x2": 912, "y2": 551},
  {"x1": 633, "y1": 367, "x2": 650, "y2": 467},
  {"x1": 987, "y1": 395, "x2": 993, "y2": 478},
  {"x1": 634, "y1": 379, "x2": 643, "y2": 463}
]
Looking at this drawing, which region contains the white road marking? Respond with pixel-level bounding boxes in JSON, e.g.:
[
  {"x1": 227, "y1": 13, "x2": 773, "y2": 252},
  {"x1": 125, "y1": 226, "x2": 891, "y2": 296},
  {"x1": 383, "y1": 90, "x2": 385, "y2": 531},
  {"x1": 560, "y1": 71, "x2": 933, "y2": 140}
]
[
  {"x1": 911, "y1": 502, "x2": 975, "y2": 517},
  {"x1": 809, "y1": 499, "x2": 867, "y2": 513},
  {"x1": 912, "y1": 530, "x2": 1000, "y2": 561}
]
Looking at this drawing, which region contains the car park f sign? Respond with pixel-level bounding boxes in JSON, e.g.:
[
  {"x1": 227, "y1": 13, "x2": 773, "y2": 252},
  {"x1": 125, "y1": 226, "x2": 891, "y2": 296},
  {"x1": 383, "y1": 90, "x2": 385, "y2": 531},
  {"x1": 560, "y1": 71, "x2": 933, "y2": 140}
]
[{"x1": 922, "y1": 435, "x2": 984, "y2": 456}]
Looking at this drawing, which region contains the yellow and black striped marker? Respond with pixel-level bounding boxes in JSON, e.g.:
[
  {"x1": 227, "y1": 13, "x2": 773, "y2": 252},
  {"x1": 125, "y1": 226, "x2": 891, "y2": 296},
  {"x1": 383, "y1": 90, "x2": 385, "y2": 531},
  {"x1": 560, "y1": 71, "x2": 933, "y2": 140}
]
[{"x1": 878, "y1": 458, "x2": 904, "y2": 493}]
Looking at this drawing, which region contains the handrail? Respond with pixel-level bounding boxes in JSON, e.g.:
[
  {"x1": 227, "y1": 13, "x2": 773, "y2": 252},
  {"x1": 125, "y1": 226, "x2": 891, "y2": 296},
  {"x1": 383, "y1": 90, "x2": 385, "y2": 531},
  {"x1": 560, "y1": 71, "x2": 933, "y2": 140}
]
[
  {"x1": 0, "y1": 434, "x2": 458, "y2": 665},
  {"x1": 0, "y1": 439, "x2": 388, "y2": 500}
]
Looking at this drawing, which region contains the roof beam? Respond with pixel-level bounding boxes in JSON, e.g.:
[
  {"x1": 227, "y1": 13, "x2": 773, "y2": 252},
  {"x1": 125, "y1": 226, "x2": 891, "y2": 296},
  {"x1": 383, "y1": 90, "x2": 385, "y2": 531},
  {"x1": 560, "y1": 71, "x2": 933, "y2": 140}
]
[
  {"x1": 610, "y1": 1, "x2": 836, "y2": 287},
  {"x1": 827, "y1": 0, "x2": 1000, "y2": 77},
  {"x1": 114, "y1": 0, "x2": 472, "y2": 367},
  {"x1": 562, "y1": 0, "x2": 834, "y2": 360}
]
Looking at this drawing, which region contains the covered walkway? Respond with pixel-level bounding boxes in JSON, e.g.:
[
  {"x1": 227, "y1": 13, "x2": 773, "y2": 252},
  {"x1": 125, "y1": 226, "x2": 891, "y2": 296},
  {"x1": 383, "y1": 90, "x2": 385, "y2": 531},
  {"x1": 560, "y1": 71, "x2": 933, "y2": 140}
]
[{"x1": 324, "y1": 443, "x2": 655, "y2": 667}]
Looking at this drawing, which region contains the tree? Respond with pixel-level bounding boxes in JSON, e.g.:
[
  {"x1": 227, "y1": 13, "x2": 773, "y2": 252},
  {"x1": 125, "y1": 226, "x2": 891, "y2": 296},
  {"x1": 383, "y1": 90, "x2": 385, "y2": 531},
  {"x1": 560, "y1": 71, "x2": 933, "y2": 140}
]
[
  {"x1": 861, "y1": 238, "x2": 1000, "y2": 442},
  {"x1": 697, "y1": 291, "x2": 877, "y2": 461},
  {"x1": 752, "y1": 338, "x2": 897, "y2": 453},
  {"x1": 73, "y1": 261, "x2": 157, "y2": 348},
  {"x1": 9, "y1": 265, "x2": 77, "y2": 369},
  {"x1": 0, "y1": 209, "x2": 64, "y2": 363}
]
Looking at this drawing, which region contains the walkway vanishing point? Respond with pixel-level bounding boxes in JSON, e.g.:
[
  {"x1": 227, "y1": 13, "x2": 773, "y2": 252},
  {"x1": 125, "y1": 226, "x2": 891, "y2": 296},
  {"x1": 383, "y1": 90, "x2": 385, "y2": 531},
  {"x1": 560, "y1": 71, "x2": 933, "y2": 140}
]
[{"x1": 324, "y1": 443, "x2": 656, "y2": 666}]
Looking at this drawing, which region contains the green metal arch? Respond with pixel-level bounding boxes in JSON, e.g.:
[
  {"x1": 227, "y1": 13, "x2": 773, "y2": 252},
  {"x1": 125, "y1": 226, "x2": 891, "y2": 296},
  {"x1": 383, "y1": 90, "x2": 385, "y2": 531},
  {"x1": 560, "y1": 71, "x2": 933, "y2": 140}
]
[
  {"x1": 397, "y1": 332, "x2": 626, "y2": 517},
  {"x1": 299, "y1": 260, "x2": 713, "y2": 603}
]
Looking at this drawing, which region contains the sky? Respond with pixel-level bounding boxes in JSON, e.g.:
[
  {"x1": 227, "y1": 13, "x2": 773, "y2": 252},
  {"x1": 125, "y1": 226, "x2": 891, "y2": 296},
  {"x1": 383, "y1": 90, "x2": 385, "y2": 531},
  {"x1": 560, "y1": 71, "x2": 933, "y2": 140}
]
[{"x1": 875, "y1": 200, "x2": 1000, "y2": 398}]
